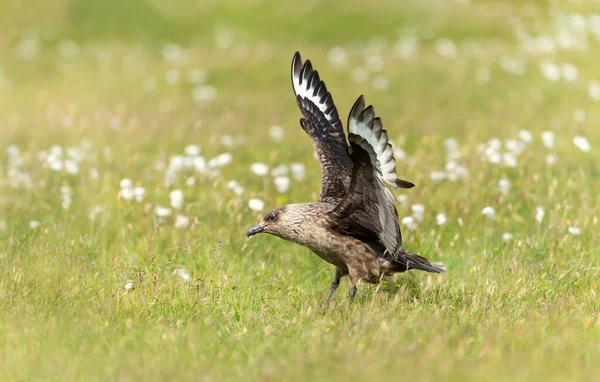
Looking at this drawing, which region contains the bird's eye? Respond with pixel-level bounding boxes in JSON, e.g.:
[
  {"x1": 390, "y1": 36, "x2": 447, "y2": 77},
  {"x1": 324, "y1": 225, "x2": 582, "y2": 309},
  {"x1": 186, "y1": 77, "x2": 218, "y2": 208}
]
[{"x1": 267, "y1": 213, "x2": 276, "y2": 221}]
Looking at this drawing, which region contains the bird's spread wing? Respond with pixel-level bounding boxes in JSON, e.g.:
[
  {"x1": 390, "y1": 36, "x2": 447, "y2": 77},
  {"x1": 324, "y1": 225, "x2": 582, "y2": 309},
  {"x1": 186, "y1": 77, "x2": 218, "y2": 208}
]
[
  {"x1": 328, "y1": 96, "x2": 414, "y2": 258},
  {"x1": 292, "y1": 52, "x2": 353, "y2": 202},
  {"x1": 346, "y1": 96, "x2": 415, "y2": 190}
]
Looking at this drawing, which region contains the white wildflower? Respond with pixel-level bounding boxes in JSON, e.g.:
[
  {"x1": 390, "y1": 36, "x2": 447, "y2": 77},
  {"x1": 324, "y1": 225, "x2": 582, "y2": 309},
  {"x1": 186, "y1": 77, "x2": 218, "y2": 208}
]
[
  {"x1": 192, "y1": 156, "x2": 207, "y2": 172},
  {"x1": 500, "y1": 57, "x2": 525, "y2": 76},
  {"x1": 186, "y1": 177, "x2": 196, "y2": 187},
  {"x1": 173, "y1": 268, "x2": 191, "y2": 282},
  {"x1": 546, "y1": 154, "x2": 558, "y2": 165},
  {"x1": 541, "y1": 131, "x2": 555, "y2": 148},
  {"x1": 327, "y1": 46, "x2": 347, "y2": 67},
  {"x1": 155, "y1": 205, "x2": 173, "y2": 218},
  {"x1": 444, "y1": 138, "x2": 461, "y2": 160},
  {"x1": 273, "y1": 176, "x2": 290, "y2": 193},
  {"x1": 394, "y1": 148, "x2": 407, "y2": 161},
  {"x1": 502, "y1": 153, "x2": 518, "y2": 168},
  {"x1": 518, "y1": 130, "x2": 533, "y2": 143},
  {"x1": 64, "y1": 160, "x2": 79, "y2": 175},
  {"x1": 397, "y1": 194, "x2": 408, "y2": 209},
  {"x1": 434, "y1": 38, "x2": 457, "y2": 58},
  {"x1": 366, "y1": 55, "x2": 383, "y2": 72},
  {"x1": 498, "y1": 179, "x2": 511, "y2": 195},
  {"x1": 401, "y1": 216, "x2": 417, "y2": 230},
  {"x1": 488, "y1": 138, "x2": 502, "y2": 150},
  {"x1": 372, "y1": 75, "x2": 389, "y2": 91},
  {"x1": 502, "y1": 232, "x2": 513, "y2": 242},
  {"x1": 184, "y1": 145, "x2": 201, "y2": 157},
  {"x1": 540, "y1": 61, "x2": 560, "y2": 82},
  {"x1": 351, "y1": 67, "x2": 369, "y2": 83},
  {"x1": 175, "y1": 215, "x2": 190, "y2": 229},
  {"x1": 269, "y1": 125, "x2": 284, "y2": 142},
  {"x1": 481, "y1": 206, "x2": 496, "y2": 220},
  {"x1": 561, "y1": 63, "x2": 578, "y2": 82},
  {"x1": 119, "y1": 187, "x2": 134, "y2": 201},
  {"x1": 120, "y1": 179, "x2": 133, "y2": 189},
  {"x1": 394, "y1": 36, "x2": 419, "y2": 59},
  {"x1": 162, "y1": 43, "x2": 186, "y2": 64},
  {"x1": 248, "y1": 198, "x2": 265, "y2": 212},
  {"x1": 573, "y1": 136, "x2": 591, "y2": 152},
  {"x1": 436, "y1": 213, "x2": 447, "y2": 226},
  {"x1": 134, "y1": 187, "x2": 145, "y2": 202},
  {"x1": 163, "y1": 170, "x2": 176, "y2": 188},
  {"x1": 29, "y1": 221, "x2": 40, "y2": 229},
  {"x1": 250, "y1": 163, "x2": 269, "y2": 176},
  {"x1": 411, "y1": 204, "x2": 425, "y2": 222},
  {"x1": 208, "y1": 152, "x2": 232, "y2": 168},
  {"x1": 168, "y1": 155, "x2": 185, "y2": 172},
  {"x1": 60, "y1": 186, "x2": 72, "y2": 210},
  {"x1": 568, "y1": 226, "x2": 581, "y2": 235},
  {"x1": 227, "y1": 180, "x2": 244, "y2": 195},
  {"x1": 192, "y1": 85, "x2": 217, "y2": 103},
  {"x1": 430, "y1": 171, "x2": 447, "y2": 182},
  {"x1": 290, "y1": 163, "x2": 306, "y2": 181},
  {"x1": 588, "y1": 80, "x2": 600, "y2": 102},
  {"x1": 505, "y1": 139, "x2": 526, "y2": 155},
  {"x1": 169, "y1": 190, "x2": 184, "y2": 209},
  {"x1": 124, "y1": 281, "x2": 134, "y2": 291},
  {"x1": 221, "y1": 135, "x2": 235, "y2": 148},
  {"x1": 445, "y1": 161, "x2": 469, "y2": 181},
  {"x1": 183, "y1": 157, "x2": 194, "y2": 171},
  {"x1": 270, "y1": 165, "x2": 288, "y2": 177},
  {"x1": 535, "y1": 207, "x2": 545, "y2": 223}
]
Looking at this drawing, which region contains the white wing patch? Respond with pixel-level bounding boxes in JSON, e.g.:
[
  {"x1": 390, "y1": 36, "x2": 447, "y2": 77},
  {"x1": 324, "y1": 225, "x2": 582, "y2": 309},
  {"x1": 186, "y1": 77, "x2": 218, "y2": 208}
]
[
  {"x1": 347, "y1": 95, "x2": 415, "y2": 189},
  {"x1": 291, "y1": 52, "x2": 337, "y2": 124}
]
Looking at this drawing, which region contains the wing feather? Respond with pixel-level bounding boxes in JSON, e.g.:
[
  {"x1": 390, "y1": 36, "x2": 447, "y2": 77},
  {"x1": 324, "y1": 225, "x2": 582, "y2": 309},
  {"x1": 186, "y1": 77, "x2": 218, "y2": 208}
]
[
  {"x1": 347, "y1": 96, "x2": 415, "y2": 189},
  {"x1": 291, "y1": 52, "x2": 352, "y2": 201},
  {"x1": 328, "y1": 96, "x2": 415, "y2": 257}
]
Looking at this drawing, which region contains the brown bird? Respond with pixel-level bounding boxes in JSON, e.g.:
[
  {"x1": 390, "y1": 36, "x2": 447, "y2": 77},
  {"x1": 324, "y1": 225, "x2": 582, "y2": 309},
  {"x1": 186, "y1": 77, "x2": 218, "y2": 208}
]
[{"x1": 247, "y1": 52, "x2": 445, "y2": 305}]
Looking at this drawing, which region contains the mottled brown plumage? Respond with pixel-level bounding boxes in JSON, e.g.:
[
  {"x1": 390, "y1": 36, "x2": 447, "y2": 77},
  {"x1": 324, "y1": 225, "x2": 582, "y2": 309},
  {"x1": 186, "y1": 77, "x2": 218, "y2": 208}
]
[{"x1": 247, "y1": 52, "x2": 445, "y2": 305}]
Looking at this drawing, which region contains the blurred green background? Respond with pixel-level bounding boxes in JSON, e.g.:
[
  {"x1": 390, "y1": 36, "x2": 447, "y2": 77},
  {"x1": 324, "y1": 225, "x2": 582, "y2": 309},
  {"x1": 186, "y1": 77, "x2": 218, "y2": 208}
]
[{"x1": 1, "y1": 0, "x2": 600, "y2": 381}]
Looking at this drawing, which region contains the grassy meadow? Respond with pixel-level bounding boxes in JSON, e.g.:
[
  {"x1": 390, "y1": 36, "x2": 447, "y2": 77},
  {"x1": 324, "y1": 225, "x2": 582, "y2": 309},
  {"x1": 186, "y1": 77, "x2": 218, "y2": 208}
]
[{"x1": 1, "y1": 0, "x2": 600, "y2": 380}]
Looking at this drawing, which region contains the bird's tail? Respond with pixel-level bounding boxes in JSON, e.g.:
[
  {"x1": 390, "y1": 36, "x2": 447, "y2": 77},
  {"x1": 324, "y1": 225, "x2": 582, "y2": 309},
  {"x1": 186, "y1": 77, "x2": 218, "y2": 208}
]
[{"x1": 392, "y1": 250, "x2": 446, "y2": 274}]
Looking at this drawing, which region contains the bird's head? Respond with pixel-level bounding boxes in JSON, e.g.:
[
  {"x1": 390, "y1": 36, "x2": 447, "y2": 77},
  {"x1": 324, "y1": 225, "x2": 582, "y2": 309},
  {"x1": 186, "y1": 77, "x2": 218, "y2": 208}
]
[{"x1": 246, "y1": 205, "x2": 303, "y2": 242}]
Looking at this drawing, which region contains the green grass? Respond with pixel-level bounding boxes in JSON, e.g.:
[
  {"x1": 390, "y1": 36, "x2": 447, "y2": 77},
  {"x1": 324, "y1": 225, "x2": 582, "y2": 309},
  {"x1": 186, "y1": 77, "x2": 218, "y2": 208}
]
[{"x1": 1, "y1": 0, "x2": 600, "y2": 380}]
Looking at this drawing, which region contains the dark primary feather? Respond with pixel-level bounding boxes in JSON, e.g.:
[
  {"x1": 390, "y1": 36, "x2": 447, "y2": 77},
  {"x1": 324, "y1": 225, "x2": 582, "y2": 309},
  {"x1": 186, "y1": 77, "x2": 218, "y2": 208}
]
[{"x1": 291, "y1": 52, "x2": 353, "y2": 202}]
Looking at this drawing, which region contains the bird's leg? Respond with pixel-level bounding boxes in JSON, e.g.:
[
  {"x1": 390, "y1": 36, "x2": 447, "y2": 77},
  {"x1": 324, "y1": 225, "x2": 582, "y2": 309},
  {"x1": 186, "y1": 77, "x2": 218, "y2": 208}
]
[
  {"x1": 324, "y1": 268, "x2": 342, "y2": 307},
  {"x1": 348, "y1": 271, "x2": 360, "y2": 303},
  {"x1": 349, "y1": 285, "x2": 357, "y2": 302}
]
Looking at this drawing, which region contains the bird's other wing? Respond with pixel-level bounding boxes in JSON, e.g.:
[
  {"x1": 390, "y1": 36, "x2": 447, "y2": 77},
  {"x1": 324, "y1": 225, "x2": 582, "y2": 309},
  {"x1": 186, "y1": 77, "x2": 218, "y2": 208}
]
[
  {"x1": 292, "y1": 51, "x2": 353, "y2": 202},
  {"x1": 346, "y1": 95, "x2": 415, "y2": 189},
  {"x1": 328, "y1": 96, "x2": 415, "y2": 257}
]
